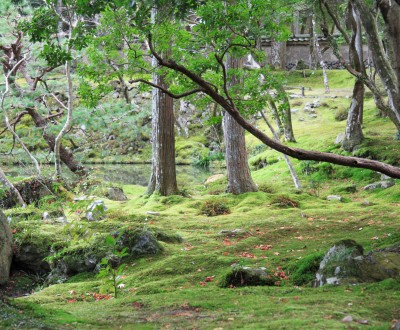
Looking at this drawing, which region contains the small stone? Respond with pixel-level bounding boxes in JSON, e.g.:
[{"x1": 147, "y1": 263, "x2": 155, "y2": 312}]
[
  {"x1": 380, "y1": 174, "x2": 392, "y2": 181},
  {"x1": 146, "y1": 211, "x2": 160, "y2": 216},
  {"x1": 357, "y1": 319, "x2": 369, "y2": 325},
  {"x1": 219, "y1": 229, "x2": 246, "y2": 237},
  {"x1": 327, "y1": 195, "x2": 342, "y2": 202},
  {"x1": 334, "y1": 132, "x2": 345, "y2": 145},
  {"x1": 361, "y1": 200, "x2": 373, "y2": 206},
  {"x1": 342, "y1": 315, "x2": 353, "y2": 323},
  {"x1": 204, "y1": 174, "x2": 225, "y2": 185},
  {"x1": 84, "y1": 200, "x2": 107, "y2": 221}
]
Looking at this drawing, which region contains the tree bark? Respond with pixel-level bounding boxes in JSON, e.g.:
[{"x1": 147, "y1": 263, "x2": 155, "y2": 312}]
[
  {"x1": 342, "y1": 3, "x2": 364, "y2": 151},
  {"x1": 223, "y1": 55, "x2": 257, "y2": 194},
  {"x1": 342, "y1": 80, "x2": 364, "y2": 151},
  {"x1": 270, "y1": 40, "x2": 286, "y2": 70},
  {"x1": 146, "y1": 7, "x2": 178, "y2": 196}
]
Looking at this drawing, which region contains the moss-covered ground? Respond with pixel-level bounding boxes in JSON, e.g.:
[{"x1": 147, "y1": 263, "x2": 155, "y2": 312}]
[{"x1": 1, "y1": 70, "x2": 400, "y2": 329}]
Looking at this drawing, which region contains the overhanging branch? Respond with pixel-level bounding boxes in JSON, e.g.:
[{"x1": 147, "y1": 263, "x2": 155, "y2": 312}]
[
  {"x1": 129, "y1": 78, "x2": 205, "y2": 99},
  {"x1": 147, "y1": 34, "x2": 400, "y2": 178}
]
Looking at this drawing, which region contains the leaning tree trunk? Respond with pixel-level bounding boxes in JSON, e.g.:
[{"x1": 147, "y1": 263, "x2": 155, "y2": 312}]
[
  {"x1": 342, "y1": 3, "x2": 364, "y2": 151},
  {"x1": 259, "y1": 111, "x2": 301, "y2": 190},
  {"x1": 319, "y1": 0, "x2": 400, "y2": 130},
  {"x1": 0, "y1": 167, "x2": 26, "y2": 208},
  {"x1": 26, "y1": 107, "x2": 86, "y2": 177},
  {"x1": 277, "y1": 85, "x2": 296, "y2": 142},
  {"x1": 146, "y1": 6, "x2": 178, "y2": 196},
  {"x1": 223, "y1": 55, "x2": 257, "y2": 194},
  {"x1": 268, "y1": 99, "x2": 284, "y2": 137}
]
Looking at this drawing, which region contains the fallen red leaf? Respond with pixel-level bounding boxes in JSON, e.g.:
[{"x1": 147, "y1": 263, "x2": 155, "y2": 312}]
[
  {"x1": 239, "y1": 252, "x2": 256, "y2": 258},
  {"x1": 132, "y1": 301, "x2": 143, "y2": 309}
]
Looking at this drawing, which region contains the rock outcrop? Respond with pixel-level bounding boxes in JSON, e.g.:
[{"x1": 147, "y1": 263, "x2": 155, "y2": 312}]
[{"x1": 314, "y1": 240, "x2": 400, "y2": 287}]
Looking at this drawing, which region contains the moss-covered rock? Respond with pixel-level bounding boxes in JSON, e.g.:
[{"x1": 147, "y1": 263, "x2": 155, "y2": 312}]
[
  {"x1": 121, "y1": 230, "x2": 164, "y2": 256},
  {"x1": 220, "y1": 265, "x2": 277, "y2": 287},
  {"x1": 315, "y1": 240, "x2": 400, "y2": 287}
]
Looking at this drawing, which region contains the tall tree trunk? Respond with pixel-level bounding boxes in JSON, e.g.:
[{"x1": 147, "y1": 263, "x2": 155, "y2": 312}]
[
  {"x1": 319, "y1": 0, "x2": 400, "y2": 130},
  {"x1": 270, "y1": 40, "x2": 286, "y2": 70},
  {"x1": 342, "y1": 3, "x2": 364, "y2": 151},
  {"x1": 377, "y1": 0, "x2": 400, "y2": 132},
  {"x1": 351, "y1": 0, "x2": 400, "y2": 125},
  {"x1": 146, "y1": 7, "x2": 178, "y2": 196},
  {"x1": 342, "y1": 80, "x2": 364, "y2": 151},
  {"x1": 223, "y1": 55, "x2": 257, "y2": 194},
  {"x1": 54, "y1": 59, "x2": 73, "y2": 178},
  {"x1": 311, "y1": 16, "x2": 330, "y2": 93}
]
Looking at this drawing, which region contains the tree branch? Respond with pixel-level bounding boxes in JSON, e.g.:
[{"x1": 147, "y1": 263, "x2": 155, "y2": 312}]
[
  {"x1": 147, "y1": 35, "x2": 400, "y2": 178},
  {"x1": 129, "y1": 78, "x2": 205, "y2": 99}
]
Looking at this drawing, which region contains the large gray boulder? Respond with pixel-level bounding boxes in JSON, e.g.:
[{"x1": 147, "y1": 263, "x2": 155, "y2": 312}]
[
  {"x1": 314, "y1": 240, "x2": 400, "y2": 287},
  {"x1": 105, "y1": 187, "x2": 127, "y2": 201},
  {"x1": 363, "y1": 180, "x2": 395, "y2": 190},
  {"x1": 0, "y1": 210, "x2": 13, "y2": 284}
]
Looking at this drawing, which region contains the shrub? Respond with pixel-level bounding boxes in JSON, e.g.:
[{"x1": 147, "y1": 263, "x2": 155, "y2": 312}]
[
  {"x1": 199, "y1": 199, "x2": 230, "y2": 216},
  {"x1": 270, "y1": 195, "x2": 299, "y2": 208},
  {"x1": 334, "y1": 107, "x2": 348, "y2": 121},
  {"x1": 193, "y1": 152, "x2": 224, "y2": 169}
]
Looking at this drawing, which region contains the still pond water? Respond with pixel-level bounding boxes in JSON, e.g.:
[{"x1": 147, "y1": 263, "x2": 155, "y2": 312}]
[{"x1": 4, "y1": 164, "x2": 222, "y2": 187}]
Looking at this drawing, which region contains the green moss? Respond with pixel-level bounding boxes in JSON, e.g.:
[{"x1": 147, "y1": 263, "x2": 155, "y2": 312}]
[
  {"x1": 1, "y1": 69, "x2": 400, "y2": 329},
  {"x1": 288, "y1": 252, "x2": 325, "y2": 286}
]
